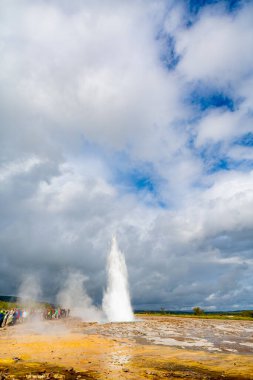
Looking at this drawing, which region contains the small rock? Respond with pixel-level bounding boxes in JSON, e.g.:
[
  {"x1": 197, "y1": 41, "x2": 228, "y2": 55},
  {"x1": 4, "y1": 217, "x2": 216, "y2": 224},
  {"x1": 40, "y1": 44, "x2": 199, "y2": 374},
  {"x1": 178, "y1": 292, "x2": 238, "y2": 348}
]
[
  {"x1": 145, "y1": 370, "x2": 156, "y2": 375},
  {"x1": 13, "y1": 357, "x2": 21, "y2": 362},
  {"x1": 38, "y1": 370, "x2": 46, "y2": 375}
]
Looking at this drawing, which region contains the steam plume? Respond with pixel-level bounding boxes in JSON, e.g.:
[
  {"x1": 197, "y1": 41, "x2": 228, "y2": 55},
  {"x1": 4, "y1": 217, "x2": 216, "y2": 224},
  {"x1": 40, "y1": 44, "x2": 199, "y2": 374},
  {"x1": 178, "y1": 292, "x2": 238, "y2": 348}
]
[
  {"x1": 57, "y1": 272, "x2": 104, "y2": 322},
  {"x1": 102, "y1": 236, "x2": 134, "y2": 322},
  {"x1": 18, "y1": 274, "x2": 42, "y2": 307}
]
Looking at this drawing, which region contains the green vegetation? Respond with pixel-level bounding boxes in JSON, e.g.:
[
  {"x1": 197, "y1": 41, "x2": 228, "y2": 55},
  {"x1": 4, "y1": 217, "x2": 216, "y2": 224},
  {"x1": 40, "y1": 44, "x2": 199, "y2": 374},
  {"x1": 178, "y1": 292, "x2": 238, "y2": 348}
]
[
  {"x1": 135, "y1": 309, "x2": 253, "y2": 321},
  {"x1": 0, "y1": 296, "x2": 20, "y2": 310},
  {"x1": 240, "y1": 310, "x2": 253, "y2": 318},
  {"x1": 0, "y1": 296, "x2": 53, "y2": 311},
  {"x1": 193, "y1": 306, "x2": 205, "y2": 315},
  {"x1": 0, "y1": 300, "x2": 19, "y2": 310}
]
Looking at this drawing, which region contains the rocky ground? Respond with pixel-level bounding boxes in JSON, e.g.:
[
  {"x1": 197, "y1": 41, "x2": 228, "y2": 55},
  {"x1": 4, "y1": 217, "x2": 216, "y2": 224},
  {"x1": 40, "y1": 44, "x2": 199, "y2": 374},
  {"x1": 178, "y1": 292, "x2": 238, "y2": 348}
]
[
  {"x1": 85, "y1": 315, "x2": 253, "y2": 354},
  {"x1": 0, "y1": 315, "x2": 253, "y2": 379}
]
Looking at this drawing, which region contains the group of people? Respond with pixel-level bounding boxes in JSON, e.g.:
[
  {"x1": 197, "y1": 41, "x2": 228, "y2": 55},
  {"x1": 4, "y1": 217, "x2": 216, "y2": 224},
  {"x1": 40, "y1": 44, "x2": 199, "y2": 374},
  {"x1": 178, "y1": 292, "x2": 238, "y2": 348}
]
[
  {"x1": 43, "y1": 307, "x2": 70, "y2": 320},
  {"x1": 0, "y1": 309, "x2": 26, "y2": 327},
  {"x1": 0, "y1": 307, "x2": 70, "y2": 328}
]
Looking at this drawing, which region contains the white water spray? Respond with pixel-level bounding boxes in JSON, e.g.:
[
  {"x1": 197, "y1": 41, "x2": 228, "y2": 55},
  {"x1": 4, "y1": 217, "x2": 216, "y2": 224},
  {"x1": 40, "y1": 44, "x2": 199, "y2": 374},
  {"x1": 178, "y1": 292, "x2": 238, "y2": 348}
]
[{"x1": 102, "y1": 236, "x2": 134, "y2": 322}]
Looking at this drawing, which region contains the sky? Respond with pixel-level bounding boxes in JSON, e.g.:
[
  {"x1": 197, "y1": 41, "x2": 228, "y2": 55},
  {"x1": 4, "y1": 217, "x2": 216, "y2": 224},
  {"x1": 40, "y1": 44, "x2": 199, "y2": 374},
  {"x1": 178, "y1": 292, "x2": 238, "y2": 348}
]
[{"x1": 0, "y1": 0, "x2": 253, "y2": 311}]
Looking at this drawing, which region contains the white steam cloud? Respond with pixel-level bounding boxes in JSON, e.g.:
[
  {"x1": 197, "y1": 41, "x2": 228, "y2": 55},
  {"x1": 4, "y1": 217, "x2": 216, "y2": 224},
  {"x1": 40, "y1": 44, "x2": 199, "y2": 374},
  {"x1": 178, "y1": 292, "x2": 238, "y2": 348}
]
[
  {"x1": 18, "y1": 274, "x2": 42, "y2": 307},
  {"x1": 57, "y1": 272, "x2": 104, "y2": 322}
]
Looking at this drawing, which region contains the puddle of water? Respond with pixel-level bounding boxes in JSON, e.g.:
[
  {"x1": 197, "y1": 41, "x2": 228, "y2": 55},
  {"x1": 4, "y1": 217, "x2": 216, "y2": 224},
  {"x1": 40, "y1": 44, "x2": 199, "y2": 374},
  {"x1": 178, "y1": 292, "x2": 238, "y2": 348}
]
[
  {"x1": 226, "y1": 348, "x2": 238, "y2": 353},
  {"x1": 148, "y1": 336, "x2": 215, "y2": 349},
  {"x1": 240, "y1": 342, "x2": 253, "y2": 348}
]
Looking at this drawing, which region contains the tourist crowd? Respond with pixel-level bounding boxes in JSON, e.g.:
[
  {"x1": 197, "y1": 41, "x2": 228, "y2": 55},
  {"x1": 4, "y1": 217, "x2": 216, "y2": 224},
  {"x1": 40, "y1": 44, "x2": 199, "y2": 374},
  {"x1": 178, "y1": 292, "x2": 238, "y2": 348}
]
[{"x1": 0, "y1": 307, "x2": 70, "y2": 328}]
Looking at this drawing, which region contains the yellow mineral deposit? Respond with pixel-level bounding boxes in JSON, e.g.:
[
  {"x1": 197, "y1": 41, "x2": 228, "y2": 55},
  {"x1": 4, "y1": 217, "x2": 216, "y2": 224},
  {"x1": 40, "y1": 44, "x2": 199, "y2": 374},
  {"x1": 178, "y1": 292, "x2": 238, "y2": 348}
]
[{"x1": 1, "y1": 315, "x2": 253, "y2": 379}]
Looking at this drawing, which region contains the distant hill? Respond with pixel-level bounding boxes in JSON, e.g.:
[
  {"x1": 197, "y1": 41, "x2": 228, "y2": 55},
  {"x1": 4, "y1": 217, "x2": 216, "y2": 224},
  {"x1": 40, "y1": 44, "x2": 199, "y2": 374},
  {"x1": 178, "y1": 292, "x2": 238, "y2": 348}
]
[
  {"x1": 0, "y1": 295, "x2": 54, "y2": 309},
  {"x1": 0, "y1": 295, "x2": 20, "y2": 303}
]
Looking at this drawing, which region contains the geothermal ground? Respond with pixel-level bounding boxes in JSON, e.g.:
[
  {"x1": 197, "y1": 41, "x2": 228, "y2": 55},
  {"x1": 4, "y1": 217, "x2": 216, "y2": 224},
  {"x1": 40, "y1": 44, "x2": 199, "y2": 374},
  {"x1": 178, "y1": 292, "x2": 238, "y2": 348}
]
[{"x1": 0, "y1": 315, "x2": 253, "y2": 380}]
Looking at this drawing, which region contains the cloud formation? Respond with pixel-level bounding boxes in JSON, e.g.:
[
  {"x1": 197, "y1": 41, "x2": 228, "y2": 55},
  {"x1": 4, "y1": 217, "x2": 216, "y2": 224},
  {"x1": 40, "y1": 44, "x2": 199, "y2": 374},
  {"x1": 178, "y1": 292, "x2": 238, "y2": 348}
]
[{"x1": 0, "y1": 0, "x2": 253, "y2": 310}]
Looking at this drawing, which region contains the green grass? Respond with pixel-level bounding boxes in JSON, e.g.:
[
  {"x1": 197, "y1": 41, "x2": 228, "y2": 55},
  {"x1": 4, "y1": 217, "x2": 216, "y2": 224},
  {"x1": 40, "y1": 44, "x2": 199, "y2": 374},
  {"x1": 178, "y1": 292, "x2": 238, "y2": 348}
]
[
  {"x1": 0, "y1": 300, "x2": 53, "y2": 311},
  {"x1": 135, "y1": 311, "x2": 253, "y2": 321},
  {"x1": 0, "y1": 300, "x2": 19, "y2": 310}
]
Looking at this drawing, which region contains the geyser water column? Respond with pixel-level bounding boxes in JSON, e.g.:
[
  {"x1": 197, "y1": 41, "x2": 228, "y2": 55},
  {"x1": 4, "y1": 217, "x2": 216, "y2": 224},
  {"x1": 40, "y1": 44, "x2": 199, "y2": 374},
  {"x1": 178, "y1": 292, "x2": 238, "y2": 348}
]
[{"x1": 102, "y1": 236, "x2": 134, "y2": 322}]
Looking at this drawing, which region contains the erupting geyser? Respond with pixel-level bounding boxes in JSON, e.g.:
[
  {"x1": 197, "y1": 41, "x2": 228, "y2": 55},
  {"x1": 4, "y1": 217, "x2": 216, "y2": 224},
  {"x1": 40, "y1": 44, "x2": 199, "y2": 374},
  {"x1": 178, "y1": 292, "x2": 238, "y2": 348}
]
[{"x1": 102, "y1": 236, "x2": 134, "y2": 322}]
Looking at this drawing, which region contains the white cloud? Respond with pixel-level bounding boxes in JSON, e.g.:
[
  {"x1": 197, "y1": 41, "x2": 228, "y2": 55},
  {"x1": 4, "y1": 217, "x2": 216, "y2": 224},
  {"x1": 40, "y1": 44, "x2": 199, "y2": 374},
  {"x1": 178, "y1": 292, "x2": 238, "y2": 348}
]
[
  {"x1": 176, "y1": 4, "x2": 253, "y2": 83},
  {"x1": 195, "y1": 109, "x2": 240, "y2": 146},
  {"x1": 0, "y1": 0, "x2": 183, "y2": 158},
  {"x1": 0, "y1": 156, "x2": 43, "y2": 182}
]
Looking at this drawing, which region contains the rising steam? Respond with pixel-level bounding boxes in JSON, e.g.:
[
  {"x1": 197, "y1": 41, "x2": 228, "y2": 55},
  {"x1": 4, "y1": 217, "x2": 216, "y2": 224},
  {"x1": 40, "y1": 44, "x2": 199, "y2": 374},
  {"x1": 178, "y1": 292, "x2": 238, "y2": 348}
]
[
  {"x1": 102, "y1": 236, "x2": 134, "y2": 322},
  {"x1": 18, "y1": 274, "x2": 42, "y2": 307},
  {"x1": 57, "y1": 272, "x2": 104, "y2": 322}
]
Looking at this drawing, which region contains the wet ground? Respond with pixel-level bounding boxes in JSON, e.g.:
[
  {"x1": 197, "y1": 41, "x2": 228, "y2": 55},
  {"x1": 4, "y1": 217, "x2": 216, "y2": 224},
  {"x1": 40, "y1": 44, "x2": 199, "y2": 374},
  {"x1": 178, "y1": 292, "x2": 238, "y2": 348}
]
[
  {"x1": 85, "y1": 315, "x2": 253, "y2": 355},
  {"x1": 0, "y1": 315, "x2": 253, "y2": 379}
]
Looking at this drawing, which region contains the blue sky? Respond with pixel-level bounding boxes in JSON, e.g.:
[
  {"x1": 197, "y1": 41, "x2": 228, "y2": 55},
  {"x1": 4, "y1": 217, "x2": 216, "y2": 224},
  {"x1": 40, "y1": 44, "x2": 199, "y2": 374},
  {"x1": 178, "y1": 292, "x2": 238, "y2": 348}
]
[
  {"x1": 185, "y1": 0, "x2": 244, "y2": 14},
  {"x1": 0, "y1": 0, "x2": 253, "y2": 310}
]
